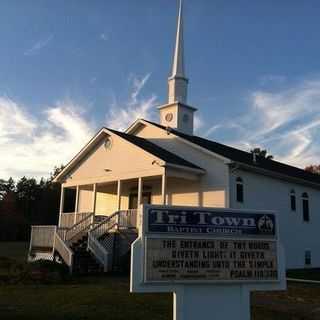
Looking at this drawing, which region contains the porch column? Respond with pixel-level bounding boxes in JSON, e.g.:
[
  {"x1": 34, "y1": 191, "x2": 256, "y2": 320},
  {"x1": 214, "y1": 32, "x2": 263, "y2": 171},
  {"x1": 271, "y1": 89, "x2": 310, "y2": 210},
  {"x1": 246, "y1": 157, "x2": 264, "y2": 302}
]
[
  {"x1": 117, "y1": 180, "x2": 122, "y2": 211},
  {"x1": 74, "y1": 185, "x2": 80, "y2": 224},
  {"x1": 137, "y1": 177, "x2": 143, "y2": 207},
  {"x1": 92, "y1": 183, "x2": 97, "y2": 214},
  {"x1": 58, "y1": 185, "x2": 65, "y2": 227},
  {"x1": 161, "y1": 171, "x2": 167, "y2": 205}
]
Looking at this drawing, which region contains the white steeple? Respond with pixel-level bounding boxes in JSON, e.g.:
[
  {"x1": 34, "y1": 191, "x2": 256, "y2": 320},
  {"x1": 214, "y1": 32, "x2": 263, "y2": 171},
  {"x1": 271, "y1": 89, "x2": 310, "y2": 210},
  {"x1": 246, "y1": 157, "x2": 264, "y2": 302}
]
[
  {"x1": 171, "y1": 0, "x2": 186, "y2": 79},
  {"x1": 158, "y1": 0, "x2": 197, "y2": 135},
  {"x1": 168, "y1": 0, "x2": 188, "y2": 104}
]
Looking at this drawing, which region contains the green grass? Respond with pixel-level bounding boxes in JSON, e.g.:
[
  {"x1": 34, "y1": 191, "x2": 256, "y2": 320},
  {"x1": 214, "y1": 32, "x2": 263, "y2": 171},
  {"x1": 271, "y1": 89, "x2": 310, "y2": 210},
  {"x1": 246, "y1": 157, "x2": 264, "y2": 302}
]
[
  {"x1": 0, "y1": 242, "x2": 319, "y2": 320},
  {"x1": 1, "y1": 276, "x2": 320, "y2": 320},
  {"x1": 0, "y1": 276, "x2": 171, "y2": 320},
  {"x1": 287, "y1": 268, "x2": 320, "y2": 281},
  {"x1": 0, "y1": 242, "x2": 29, "y2": 262}
]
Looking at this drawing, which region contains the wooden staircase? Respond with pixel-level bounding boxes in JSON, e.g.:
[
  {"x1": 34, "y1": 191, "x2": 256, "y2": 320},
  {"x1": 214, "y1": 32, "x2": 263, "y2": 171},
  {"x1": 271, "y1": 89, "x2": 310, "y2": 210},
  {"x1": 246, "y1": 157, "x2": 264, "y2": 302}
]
[
  {"x1": 29, "y1": 210, "x2": 138, "y2": 275},
  {"x1": 71, "y1": 235, "x2": 103, "y2": 274}
]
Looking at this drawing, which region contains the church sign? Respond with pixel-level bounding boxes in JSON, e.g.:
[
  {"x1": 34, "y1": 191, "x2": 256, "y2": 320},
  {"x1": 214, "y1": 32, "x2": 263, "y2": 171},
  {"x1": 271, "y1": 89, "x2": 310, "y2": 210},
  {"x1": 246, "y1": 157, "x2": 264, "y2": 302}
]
[
  {"x1": 131, "y1": 204, "x2": 285, "y2": 320},
  {"x1": 143, "y1": 207, "x2": 279, "y2": 284}
]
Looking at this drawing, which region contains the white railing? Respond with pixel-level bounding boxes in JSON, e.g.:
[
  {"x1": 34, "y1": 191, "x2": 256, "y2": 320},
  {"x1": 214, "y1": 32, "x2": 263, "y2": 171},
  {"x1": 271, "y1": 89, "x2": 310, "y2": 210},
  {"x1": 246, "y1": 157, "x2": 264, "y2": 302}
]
[
  {"x1": 64, "y1": 212, "x2": 94, "y2": 242},
  {"x1": 59, "y1": 213, "x2": 75, "y2": 228},
  {"x1": 87, "y1": 212, "x2": 119, "y2": 272},
  {"x1": 118, "y1": 209, "x2": 138, "y2": 229},
  {"x1": 76, "y1": 212, "x2": 93, "y2": 223},
  {"x1": 59, "y1": 212, "x2": 93, "y2": 228},
  {"x1": 29, "y1": 226, "x2": 56, "y2": 252},
  {"x1": 87, "y1": 210, "x2": 138, "y2": 272},
  {"x1": 54, "y1": 232, "x2": 73, "y2": 273},
  {"x1": 91, "y1": 212, "x2": 118, "y2": 238},
  {"x1": 30, "y1": 210, "x2": 138, "y2": 273},
  {"x1": 87, "y1": 233, "x2": 109, "y2": 272},
  {"x1": 56, "y1": 227, "x2": 68, "y2": 241}
]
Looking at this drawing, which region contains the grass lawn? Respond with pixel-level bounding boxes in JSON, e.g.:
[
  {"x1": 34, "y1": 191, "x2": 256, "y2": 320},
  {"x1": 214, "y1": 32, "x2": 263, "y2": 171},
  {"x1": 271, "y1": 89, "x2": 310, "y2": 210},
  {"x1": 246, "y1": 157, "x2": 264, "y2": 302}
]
[
  {"x1": 0, "y1": 242, "x2": 29, "y2": 262},
  {"x1": 0, "y1": 275, "x2": 171, "y2": 320},
  {"x1": 287, "y1": 268, "x2": 320, "y2": 281},
  {"x1": 0, "y1": 242, "x2": 319, "y2": 320}
]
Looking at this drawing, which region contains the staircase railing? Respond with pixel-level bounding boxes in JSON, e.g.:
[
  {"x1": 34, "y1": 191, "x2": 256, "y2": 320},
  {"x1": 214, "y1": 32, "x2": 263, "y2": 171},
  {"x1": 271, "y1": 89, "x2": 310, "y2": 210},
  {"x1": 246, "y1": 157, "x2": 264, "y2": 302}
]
[
  {"x1": 87, "y1": 210, "x2": 138, "y2": 272},
  {"x1": 54, "y1": 212, "x2": 93, "y2": 273},
  {"x1": 54, "y1": 232, "x2": 73, "y2": 273},
  {"x1": 87, "y1": 212, "x2": 120, "y2": 272},
  {"x1": 117, "y1": 209, "x2": 138, "y2": 229},
  {"x1": 64, "y1": 212, "x2": 94, "y2": 243}
]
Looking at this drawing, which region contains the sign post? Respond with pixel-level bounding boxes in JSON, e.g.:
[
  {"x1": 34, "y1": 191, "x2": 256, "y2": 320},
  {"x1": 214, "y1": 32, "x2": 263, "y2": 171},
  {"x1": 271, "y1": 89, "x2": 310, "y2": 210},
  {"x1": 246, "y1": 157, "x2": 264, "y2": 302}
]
[{"x1": 131, "y1": 205, "x2": 286, "y2": 320}]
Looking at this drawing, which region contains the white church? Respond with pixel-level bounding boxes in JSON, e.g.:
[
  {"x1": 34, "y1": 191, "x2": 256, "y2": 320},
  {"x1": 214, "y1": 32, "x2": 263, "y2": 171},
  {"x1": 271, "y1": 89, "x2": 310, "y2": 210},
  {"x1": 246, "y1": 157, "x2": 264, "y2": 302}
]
[{"x1": 29, "y1": 1, "x2": 320, "y2": 273}]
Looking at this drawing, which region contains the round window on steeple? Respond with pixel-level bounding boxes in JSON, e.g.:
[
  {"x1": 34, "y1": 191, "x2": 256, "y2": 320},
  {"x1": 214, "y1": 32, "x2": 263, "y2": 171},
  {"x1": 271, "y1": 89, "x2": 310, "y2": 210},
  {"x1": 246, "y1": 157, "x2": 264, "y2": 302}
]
[{"x1": 165, "y1": 113, "x2": 173, "y2": 122}]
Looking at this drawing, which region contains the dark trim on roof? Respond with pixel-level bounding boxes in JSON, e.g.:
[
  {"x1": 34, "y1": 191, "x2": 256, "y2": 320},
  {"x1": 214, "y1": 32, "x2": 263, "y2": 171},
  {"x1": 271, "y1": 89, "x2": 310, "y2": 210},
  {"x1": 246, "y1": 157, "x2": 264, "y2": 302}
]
[
  {"x1": 142, "y1": 119, "x2": 320, "y2": 186},
  {"x1": 107, "y1": 128, "x2": 204, "y2": 171}
]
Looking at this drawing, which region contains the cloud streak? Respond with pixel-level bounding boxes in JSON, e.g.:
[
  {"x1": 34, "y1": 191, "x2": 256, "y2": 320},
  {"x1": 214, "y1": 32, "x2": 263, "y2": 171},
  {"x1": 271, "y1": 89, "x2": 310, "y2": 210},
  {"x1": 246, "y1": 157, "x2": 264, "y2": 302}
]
[
  {"x1": 24, "y1": 34, "x2": 54, "y2": 56},
  {"x1": 4, "y1": 70, "x2": 320, "y2": 180},
  {"x1": 0, "y1": 97, "x2": 93, "y2": 179},
  {"x1": 0, "y1": 72, "x2": 157, "y2": 179},
  {"x1": 105, "y1": 73, "x2": 157, "y2": 131},
  {"x1": 202, "y1": 78, "x2": 320, "y2": 168}
]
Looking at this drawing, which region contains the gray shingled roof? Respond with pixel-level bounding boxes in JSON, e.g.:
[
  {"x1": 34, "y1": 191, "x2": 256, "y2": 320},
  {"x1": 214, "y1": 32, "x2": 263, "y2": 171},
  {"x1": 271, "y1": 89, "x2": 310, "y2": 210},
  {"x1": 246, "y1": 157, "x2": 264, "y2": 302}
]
[{"x1": 143, "y1": 120, "x2": 320, "y2": 186}]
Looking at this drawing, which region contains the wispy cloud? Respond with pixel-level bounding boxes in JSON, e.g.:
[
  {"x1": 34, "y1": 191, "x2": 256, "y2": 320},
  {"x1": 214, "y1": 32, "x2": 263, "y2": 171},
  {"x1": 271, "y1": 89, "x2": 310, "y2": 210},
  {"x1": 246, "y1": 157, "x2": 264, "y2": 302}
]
[
  {"x1": 259, "y1": 74, "x2": 287, "y2": 86},
  {"x1": 24, "y1": 34, "x2": 54, "y2": 56},
  {"x1": 202, "y1": 78, "x2": 320, "y2": 168},
  {"x1": 0, "y1": 97, "x2": 93, "y2": 179},
  {"x1": 0, "y1": 72, "x2": 157, "y2": 179},
  {"x1": 100, "y1": 33, "x2": 109, "y2": 41},
  {"x1": 105, "y1": 73, "x2": 157, "y2": 131}
]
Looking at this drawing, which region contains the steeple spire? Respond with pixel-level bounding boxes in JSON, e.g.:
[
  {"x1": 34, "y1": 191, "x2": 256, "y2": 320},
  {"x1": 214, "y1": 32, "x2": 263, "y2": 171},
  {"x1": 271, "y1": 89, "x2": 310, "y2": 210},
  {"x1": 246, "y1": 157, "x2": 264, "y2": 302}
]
[
  {"x1": 159, "y1": 0, "x2": 197, "y2": 135},
  {"x1": 168, "y1": 0, "x2": 188, "y2": 104},
  {"x1": 171, "y1": 0, "x2": 186, "y2": 78}
]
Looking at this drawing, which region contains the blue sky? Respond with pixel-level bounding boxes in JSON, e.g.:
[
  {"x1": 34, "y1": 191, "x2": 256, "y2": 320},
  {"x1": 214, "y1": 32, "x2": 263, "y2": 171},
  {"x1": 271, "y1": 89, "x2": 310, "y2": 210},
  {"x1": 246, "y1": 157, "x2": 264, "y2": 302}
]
[{"x1": 1, "y1": 0, "x2": 320, "y2": 179}]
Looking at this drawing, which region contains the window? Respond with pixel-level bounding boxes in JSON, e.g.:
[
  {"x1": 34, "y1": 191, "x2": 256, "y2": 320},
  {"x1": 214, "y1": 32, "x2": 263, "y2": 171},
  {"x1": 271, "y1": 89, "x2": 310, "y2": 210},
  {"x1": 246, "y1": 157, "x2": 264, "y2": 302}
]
[
  {"x1": 236, "y1": 177, "x2": 244, "y2": 203},
  {"x1": 305, "y1": 250, "x2": 311, "y2": 266},
  {"x1": 302, "y1": 192, "x2": 310, "y2": 222},
  {"x1": 290, "y1": 190, "x2": 296, "y2": 211},
  {"x1": 63, "y1": 188, "x2": 76, "y2": 213}
]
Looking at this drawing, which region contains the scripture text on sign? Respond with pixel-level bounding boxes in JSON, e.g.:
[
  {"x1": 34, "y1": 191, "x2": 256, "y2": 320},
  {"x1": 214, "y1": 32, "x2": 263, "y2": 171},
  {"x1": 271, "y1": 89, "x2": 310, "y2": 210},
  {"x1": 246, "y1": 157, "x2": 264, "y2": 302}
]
[{"x1": 145, "y1": 237, "x2": 278, "y2": 282}]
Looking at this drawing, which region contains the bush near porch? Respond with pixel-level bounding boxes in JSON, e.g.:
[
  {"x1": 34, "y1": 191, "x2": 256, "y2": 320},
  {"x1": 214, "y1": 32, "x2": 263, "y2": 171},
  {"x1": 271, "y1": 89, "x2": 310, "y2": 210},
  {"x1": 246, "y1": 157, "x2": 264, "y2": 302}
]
[{"x1": 0, "y1": 242, "x2": 320, "y2": 320}]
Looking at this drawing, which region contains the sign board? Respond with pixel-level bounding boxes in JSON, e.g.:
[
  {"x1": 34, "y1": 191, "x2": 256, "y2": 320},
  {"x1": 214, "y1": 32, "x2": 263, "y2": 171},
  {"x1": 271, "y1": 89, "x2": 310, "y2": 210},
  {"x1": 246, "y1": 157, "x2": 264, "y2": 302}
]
[
  {"x1": 131, "y1": 205, "x2": 286, "y2": 320},
  {"x1": 143, "y1": 207, "x2": 279, "y2": 284},
  {"x1": 145, "y1": 238, "x2": 278, "y2": 282}
]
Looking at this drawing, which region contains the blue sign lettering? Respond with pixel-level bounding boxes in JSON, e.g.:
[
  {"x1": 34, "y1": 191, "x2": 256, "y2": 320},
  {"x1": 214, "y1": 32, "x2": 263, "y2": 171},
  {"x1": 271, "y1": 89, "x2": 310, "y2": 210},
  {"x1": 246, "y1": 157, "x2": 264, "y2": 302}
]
[{"x1": 147, "y1": 208, "x2": 276, "y2": 237}]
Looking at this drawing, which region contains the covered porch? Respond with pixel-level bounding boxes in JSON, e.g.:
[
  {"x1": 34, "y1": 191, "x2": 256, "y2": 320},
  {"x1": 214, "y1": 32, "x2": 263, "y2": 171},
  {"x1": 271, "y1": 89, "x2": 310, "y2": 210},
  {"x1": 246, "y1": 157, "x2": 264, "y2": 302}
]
[{"x1": 58, "y1": 166, "x2": 203, "y2": 229}]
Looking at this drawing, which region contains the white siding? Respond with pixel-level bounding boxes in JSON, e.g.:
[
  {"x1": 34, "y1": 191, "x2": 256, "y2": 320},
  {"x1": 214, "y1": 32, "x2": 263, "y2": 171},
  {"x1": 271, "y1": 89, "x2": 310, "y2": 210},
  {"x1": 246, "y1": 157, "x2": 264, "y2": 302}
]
[
  {"x1": 229, "y1": 169, "x2": 320, "y2": 269},
  {"x1": 135, "y1": 124, "x2": 229, "y2": 207}
]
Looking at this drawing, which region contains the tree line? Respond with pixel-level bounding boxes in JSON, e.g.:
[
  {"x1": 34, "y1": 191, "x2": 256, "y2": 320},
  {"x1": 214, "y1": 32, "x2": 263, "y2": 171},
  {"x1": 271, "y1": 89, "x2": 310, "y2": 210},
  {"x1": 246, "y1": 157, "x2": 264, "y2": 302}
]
[
  {"x1": 1, "y1": 148, "x2": 319, "y2": 242},
  {"x1": 0, "y1": 166, "x2": 64, "y2": 241}
]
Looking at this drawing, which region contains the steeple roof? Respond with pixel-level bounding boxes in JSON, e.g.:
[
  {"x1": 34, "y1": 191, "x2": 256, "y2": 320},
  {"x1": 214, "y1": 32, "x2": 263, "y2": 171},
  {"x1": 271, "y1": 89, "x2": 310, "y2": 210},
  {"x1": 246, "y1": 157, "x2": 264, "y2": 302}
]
[{"x1": 170, "y1": 0, "x2": 187, "y2": 80}]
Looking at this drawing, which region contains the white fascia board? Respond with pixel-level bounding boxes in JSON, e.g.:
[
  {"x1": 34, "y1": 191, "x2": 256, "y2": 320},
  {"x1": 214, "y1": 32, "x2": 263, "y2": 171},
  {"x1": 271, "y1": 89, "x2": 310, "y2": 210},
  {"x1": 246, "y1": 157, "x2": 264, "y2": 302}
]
[
  {"x1": 125, "y1": 119, "x2": 145, "y2": 134},
  {"x1": 53, "y1": 128, "x2": 109, "y2": 183},
  {"x1": 54, "y1": 127, "x2": 168, "y2": 183},
  {"x1": 164, "y1": 163, "x2": 206, "y2": 175}
]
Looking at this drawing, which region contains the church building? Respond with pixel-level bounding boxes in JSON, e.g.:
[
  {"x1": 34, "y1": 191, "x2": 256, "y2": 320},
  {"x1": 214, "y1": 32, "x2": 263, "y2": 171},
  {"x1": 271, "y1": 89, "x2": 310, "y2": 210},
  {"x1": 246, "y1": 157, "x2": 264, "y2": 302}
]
[{"x1": 28, "y1": 1, "x2": 320, "y2": 272}]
